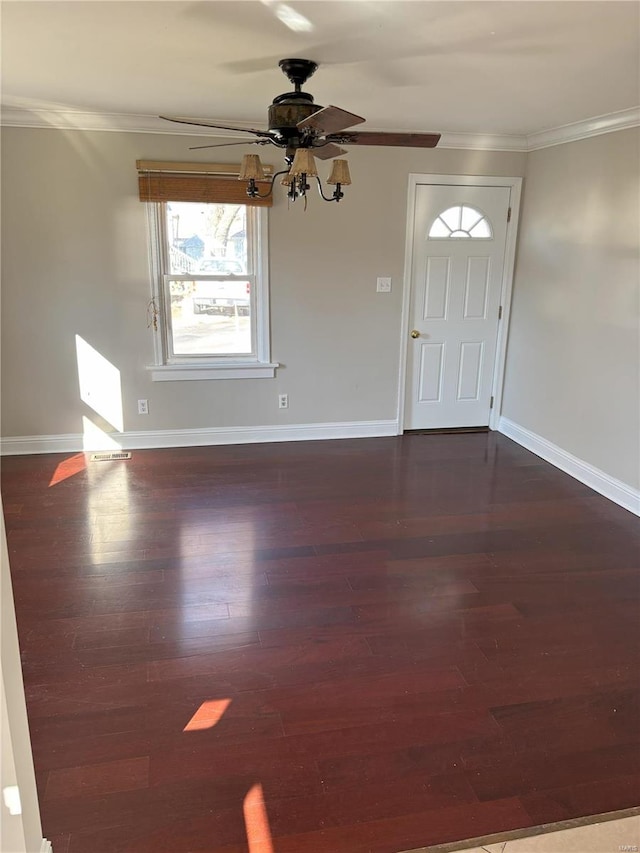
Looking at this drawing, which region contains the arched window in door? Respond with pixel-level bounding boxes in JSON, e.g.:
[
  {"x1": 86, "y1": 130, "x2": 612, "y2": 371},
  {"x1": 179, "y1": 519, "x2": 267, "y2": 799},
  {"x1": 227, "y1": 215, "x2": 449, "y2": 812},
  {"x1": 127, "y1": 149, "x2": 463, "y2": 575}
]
[{"x1": 428, "y1": 205, "x2": 492, "y2": 239}]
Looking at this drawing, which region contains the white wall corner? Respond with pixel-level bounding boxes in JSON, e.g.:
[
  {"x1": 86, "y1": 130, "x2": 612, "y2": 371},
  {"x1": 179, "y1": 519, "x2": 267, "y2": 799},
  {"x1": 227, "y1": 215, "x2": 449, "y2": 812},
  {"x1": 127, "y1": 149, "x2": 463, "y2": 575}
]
[
  {"x1": 0, "y1": 420, "x2": 400, "y2": 456},
  {"x1": 498, "y1": 417, "x2": 640, "y2": 516}
]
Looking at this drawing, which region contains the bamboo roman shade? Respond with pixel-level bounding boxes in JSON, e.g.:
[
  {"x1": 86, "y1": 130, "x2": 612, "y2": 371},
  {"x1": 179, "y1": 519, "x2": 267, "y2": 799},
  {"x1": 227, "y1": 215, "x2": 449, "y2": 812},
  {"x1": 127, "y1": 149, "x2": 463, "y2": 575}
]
[{"x1": 136, "y1": 160, "x2": 273, "y2": 207}]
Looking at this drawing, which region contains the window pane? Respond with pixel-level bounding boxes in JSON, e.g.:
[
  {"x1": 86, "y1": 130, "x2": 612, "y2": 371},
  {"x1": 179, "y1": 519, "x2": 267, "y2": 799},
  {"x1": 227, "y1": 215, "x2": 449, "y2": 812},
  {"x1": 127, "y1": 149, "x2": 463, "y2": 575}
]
[
  {"x1": 166, "y1": 202, "x2": 247, "y2": 276},
  {"x1": 428, "y1": 218, "x2": 451, "y2": 238},
  {"x1": 461, "y1": 206, "x2": 483, "y2": 231},
  {"x1": 429, "y1": 205, "x2": 493, "y2": 240},
  {"x1": 469, "y1": 219, "x2": 492, "y2": 238},
  {"x1": 169, "y1": 279, "x2": 252, "y2": 355},
  {"x1": 440, "y1": 206, "x2": 462, "y2": 230}
]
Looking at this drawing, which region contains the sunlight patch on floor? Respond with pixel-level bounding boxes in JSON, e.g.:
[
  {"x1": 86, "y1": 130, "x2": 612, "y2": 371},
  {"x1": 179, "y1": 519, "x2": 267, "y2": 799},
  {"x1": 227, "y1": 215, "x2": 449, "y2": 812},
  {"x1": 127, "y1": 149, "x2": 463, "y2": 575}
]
[
  {"x1": 183, "y1": 699, "x2": 231, "y2": 732},
  {"x1": 49, "y1": 452, "x2": 86, "y2": 487},
  {"x1": 244, "y1": 782, "x2": 274, "y2": 853}
]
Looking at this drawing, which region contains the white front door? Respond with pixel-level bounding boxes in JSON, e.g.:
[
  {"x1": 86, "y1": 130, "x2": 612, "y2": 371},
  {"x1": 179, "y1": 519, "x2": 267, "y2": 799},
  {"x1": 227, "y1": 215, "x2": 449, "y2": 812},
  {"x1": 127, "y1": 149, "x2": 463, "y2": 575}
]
[{"x1": 404, "y1": 183, "x2": 512, "y2": 430}]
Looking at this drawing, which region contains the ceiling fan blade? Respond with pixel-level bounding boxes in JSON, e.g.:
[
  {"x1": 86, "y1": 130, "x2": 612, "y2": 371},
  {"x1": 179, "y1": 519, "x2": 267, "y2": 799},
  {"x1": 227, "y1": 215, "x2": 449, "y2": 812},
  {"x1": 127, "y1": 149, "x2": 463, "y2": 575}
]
[
  {"x1": 333, "y1": 131, "x2": 441, "y2": 149},
  {"x1": 312, "y1": 143, "x2": 347, "y2": 161},
  {"x1": 160, "y1": 116, "x2": 274, "y2": 138},
  {"x1": 297, "y1": 106, "x2": 365, "y2": 136},
  {"x1": 188, "y1": 140, "x2": 266, "y2": 151}
]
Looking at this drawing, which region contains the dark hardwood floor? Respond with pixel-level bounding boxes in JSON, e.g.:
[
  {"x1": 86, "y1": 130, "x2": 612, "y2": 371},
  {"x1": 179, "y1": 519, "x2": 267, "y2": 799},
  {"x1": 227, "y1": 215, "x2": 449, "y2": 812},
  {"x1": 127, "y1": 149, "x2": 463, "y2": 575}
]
[{"x1": 2, "y1": 433, "x2": 639, "y2": 853}]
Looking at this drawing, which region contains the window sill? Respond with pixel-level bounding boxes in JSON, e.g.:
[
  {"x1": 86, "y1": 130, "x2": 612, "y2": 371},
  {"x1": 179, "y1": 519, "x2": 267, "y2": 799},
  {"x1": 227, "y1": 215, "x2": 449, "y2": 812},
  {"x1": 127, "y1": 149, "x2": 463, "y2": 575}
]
[{"x1": 148, "y1": 362, "x2": 279, "y2": 381}]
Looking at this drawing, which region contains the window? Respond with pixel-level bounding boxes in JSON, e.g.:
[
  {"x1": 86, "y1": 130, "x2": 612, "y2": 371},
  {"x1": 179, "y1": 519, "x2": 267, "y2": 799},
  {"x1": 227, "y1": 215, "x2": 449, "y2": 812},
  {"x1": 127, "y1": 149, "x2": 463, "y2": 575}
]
[
  {"x1": 428, "y1": 205, "x2": 492, "y2": 239},
  {"x1": 159, "y1": 202, "x2": 258, "y2": 359},
  {"x1": 139, "y1": 161, "x2": 277, "y2": 380}
]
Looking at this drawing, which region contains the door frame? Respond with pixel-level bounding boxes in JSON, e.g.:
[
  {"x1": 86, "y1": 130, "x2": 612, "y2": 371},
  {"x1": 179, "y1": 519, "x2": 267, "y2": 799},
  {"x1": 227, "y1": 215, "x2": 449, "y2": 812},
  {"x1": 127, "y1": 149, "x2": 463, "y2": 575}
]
[{"x1": 396, "y1": 173, "x2": 523, "y2": 433}]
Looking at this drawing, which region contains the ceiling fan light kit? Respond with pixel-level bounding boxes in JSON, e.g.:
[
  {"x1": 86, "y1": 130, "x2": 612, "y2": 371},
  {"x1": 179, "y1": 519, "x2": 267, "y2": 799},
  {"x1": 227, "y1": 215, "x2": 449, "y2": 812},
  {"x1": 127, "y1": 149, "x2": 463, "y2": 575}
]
[
  {"x1": 240, "y1": 148, "x2": 350, "y2": 204},
  {"x1": 162, "y1": 58, "x2": 440, "y2": 207},
  {"x1": 237, "y1": 153, "x2": 266, "y2": 182},
  {"x1": 290, "y1": 148, "x2": 318, "y2": 178},
  {"x1": 327, "y1": 159, "x2": 352, "y2": 187}
]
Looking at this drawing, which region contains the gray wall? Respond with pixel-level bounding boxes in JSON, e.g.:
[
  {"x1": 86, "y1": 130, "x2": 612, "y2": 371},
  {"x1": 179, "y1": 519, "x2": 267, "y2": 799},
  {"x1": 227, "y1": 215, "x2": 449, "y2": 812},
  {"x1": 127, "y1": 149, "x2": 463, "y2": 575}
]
[
  {"x1": 0, "y1": 126, "x2": 525, "y2": 437},
  {"x1": 503, "y1": 128, "x2": 640, "y2": 489}
]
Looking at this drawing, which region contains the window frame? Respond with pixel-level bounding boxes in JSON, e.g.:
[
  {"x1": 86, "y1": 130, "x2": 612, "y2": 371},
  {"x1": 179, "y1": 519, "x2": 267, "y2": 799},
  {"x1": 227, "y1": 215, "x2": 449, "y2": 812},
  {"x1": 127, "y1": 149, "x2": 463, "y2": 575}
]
[
  {"x1": 146, "y1": 201, "x2": 277, "y2": 381},
  {"x1": 427, "y1": 205, "x2": 493, "y2": 240}
]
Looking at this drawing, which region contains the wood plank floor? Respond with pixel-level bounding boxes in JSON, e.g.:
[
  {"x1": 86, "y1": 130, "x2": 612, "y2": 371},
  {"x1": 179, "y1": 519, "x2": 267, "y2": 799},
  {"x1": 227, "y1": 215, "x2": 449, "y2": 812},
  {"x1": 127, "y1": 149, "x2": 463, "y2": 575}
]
[{"x1": 2, "y1": 433, "x2": 639, "y2": 853}]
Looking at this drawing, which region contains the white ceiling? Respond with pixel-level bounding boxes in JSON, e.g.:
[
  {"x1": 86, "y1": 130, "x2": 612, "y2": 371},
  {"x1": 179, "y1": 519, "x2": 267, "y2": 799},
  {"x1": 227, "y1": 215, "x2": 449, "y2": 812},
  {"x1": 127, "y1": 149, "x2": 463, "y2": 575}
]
[{"x1": 2, "y1": 1, "x2": 639, "y2": 137}]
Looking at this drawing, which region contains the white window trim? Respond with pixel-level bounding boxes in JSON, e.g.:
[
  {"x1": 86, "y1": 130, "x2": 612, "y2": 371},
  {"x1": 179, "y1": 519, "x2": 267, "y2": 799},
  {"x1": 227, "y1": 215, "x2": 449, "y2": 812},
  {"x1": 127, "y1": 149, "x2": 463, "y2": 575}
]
[{"x1": 145, "y1": 202, "x2": 278, "y2": 381}]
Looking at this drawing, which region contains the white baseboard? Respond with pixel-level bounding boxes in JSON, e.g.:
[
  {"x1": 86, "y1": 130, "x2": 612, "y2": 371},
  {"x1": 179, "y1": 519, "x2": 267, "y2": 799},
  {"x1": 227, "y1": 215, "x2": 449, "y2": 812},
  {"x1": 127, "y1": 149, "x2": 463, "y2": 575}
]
[
  {"x1": 41, "y1": 840, "x2": 52, "y2": 853},
  {"x1": 499, "y1": 416, "x2": 640, "y2": 516},
  {"x1": 0, "y1": 419, "x2": 400, "y2": 456}
]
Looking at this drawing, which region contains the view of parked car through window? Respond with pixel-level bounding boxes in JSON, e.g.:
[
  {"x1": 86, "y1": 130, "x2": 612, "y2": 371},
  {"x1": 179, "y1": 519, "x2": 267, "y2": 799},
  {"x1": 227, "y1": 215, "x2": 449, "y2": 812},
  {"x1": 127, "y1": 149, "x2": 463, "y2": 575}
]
[
  {"x1": 192, "y1": 259, "x2": 250, "y2": 319},
  {"x1": 164, "y1": 202, "x2": 253, "y2": 356}
]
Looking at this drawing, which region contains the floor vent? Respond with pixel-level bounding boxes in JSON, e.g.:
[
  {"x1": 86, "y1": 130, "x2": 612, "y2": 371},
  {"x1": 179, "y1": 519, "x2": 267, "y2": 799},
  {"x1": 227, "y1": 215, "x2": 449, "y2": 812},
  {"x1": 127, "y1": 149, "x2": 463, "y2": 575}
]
[{"x1": 90, "y1": 451, "x2": 132, "y2": 462}]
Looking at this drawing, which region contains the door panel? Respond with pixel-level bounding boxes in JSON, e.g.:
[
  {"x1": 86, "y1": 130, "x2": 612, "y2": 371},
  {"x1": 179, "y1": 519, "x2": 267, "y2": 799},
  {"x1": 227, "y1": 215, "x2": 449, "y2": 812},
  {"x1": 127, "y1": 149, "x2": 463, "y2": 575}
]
[
  {"x1": 424, "y1": 258, "x2": 450, "y2": 319},
  {"x1": 405, "y1": 184, "x2": 511, "y2": 430},
  {"x1": 464, "y1": 257, "x2": 490, "y2": 319},
  {"x1": 418, "y1": 343, "x2": 444, "y2": 402},
  {"x1": 457, "y1": 341, "x2": 484, "y2": 401}
]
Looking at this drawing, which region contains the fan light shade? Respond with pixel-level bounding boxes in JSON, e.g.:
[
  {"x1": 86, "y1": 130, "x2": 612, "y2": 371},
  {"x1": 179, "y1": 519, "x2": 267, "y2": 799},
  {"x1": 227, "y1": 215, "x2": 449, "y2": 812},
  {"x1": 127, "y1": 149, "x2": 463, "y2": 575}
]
[
  {"x1": 238, "y1": 154, "x2": 266, "y2": 181},
  {"x1": 327, "y1": 159, "x2": 351, "y2": 186},
  {"x1": 237, "y1": 142, "x2": 351, "y2": 205},
  {"x1": 289, "y1": 148, "x2": 318, "y2": 178}
]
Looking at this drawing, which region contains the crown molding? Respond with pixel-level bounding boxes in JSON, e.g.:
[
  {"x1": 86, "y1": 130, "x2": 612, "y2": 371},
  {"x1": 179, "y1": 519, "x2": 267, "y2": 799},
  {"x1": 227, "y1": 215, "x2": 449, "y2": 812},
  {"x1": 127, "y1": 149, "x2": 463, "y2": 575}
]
[
  {"x1": 526, "y1": 106, "x2": 640, "y2": 150},
  {"x1": 0, "y1": 107, "x2": 526, "y2": 150},
  {"x1": 438, "y1": 131, "x2": 526, "y2": 152},
  {"x1": 0, "y1": 108, "x2": 257, "y2": 136},
  {"x1": 1, "y1": 105, "x2": 638, "y2": 152}
]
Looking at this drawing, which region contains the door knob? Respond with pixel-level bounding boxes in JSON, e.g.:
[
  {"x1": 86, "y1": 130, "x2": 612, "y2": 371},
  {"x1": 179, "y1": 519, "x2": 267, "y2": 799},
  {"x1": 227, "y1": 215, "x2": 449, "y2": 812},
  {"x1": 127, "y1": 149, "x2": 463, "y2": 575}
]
[{"x1": 410, "y1": 330, "x2": 420, "y2": 339}]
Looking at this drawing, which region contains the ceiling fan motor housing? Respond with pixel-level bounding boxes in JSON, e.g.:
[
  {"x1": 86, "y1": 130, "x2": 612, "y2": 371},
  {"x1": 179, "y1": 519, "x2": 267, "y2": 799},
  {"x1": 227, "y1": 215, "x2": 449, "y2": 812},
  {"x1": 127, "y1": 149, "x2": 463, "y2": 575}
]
[
  {"x1": 269, "y1": 58, "x2": 322, "y2": 144},
  {"x1": 268, "y1": 95, "x2": 322, "y2": 141}
]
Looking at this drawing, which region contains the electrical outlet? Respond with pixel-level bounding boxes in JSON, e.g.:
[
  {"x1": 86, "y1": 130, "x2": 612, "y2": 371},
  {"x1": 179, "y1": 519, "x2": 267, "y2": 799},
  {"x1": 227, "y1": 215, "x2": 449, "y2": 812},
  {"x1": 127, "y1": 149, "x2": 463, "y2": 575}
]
[
  {"x1": 376, "y1": 277, "x2": 392, "y2": 292},
  {"x1": 137, "y1": 399, "x2": 149, "y2": 415},
  {"x1": 278, "y1": 394, "x2": 289, "y2": 409}
]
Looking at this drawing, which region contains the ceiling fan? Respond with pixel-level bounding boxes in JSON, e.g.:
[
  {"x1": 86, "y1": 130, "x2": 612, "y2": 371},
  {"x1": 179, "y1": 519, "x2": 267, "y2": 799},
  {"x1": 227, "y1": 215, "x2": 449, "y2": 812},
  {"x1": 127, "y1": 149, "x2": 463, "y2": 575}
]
[{"x1": 160, "y1": 58, "x2": 440, "y2": 203}]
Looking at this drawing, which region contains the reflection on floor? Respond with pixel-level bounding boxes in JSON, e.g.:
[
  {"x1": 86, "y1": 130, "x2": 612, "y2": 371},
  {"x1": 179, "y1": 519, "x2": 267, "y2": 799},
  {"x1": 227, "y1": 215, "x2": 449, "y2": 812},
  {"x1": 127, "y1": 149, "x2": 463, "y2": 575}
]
[{"x1": 2, "y1": 434, "x2": 639, "y2": 853}]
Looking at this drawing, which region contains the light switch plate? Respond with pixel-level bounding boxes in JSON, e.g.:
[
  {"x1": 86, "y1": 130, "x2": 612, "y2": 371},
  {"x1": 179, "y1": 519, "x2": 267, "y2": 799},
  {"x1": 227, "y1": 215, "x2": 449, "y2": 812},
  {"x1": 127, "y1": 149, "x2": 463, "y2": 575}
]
[{"x1": 377, "y1": 277, "x2": 392, "y2": 292}]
